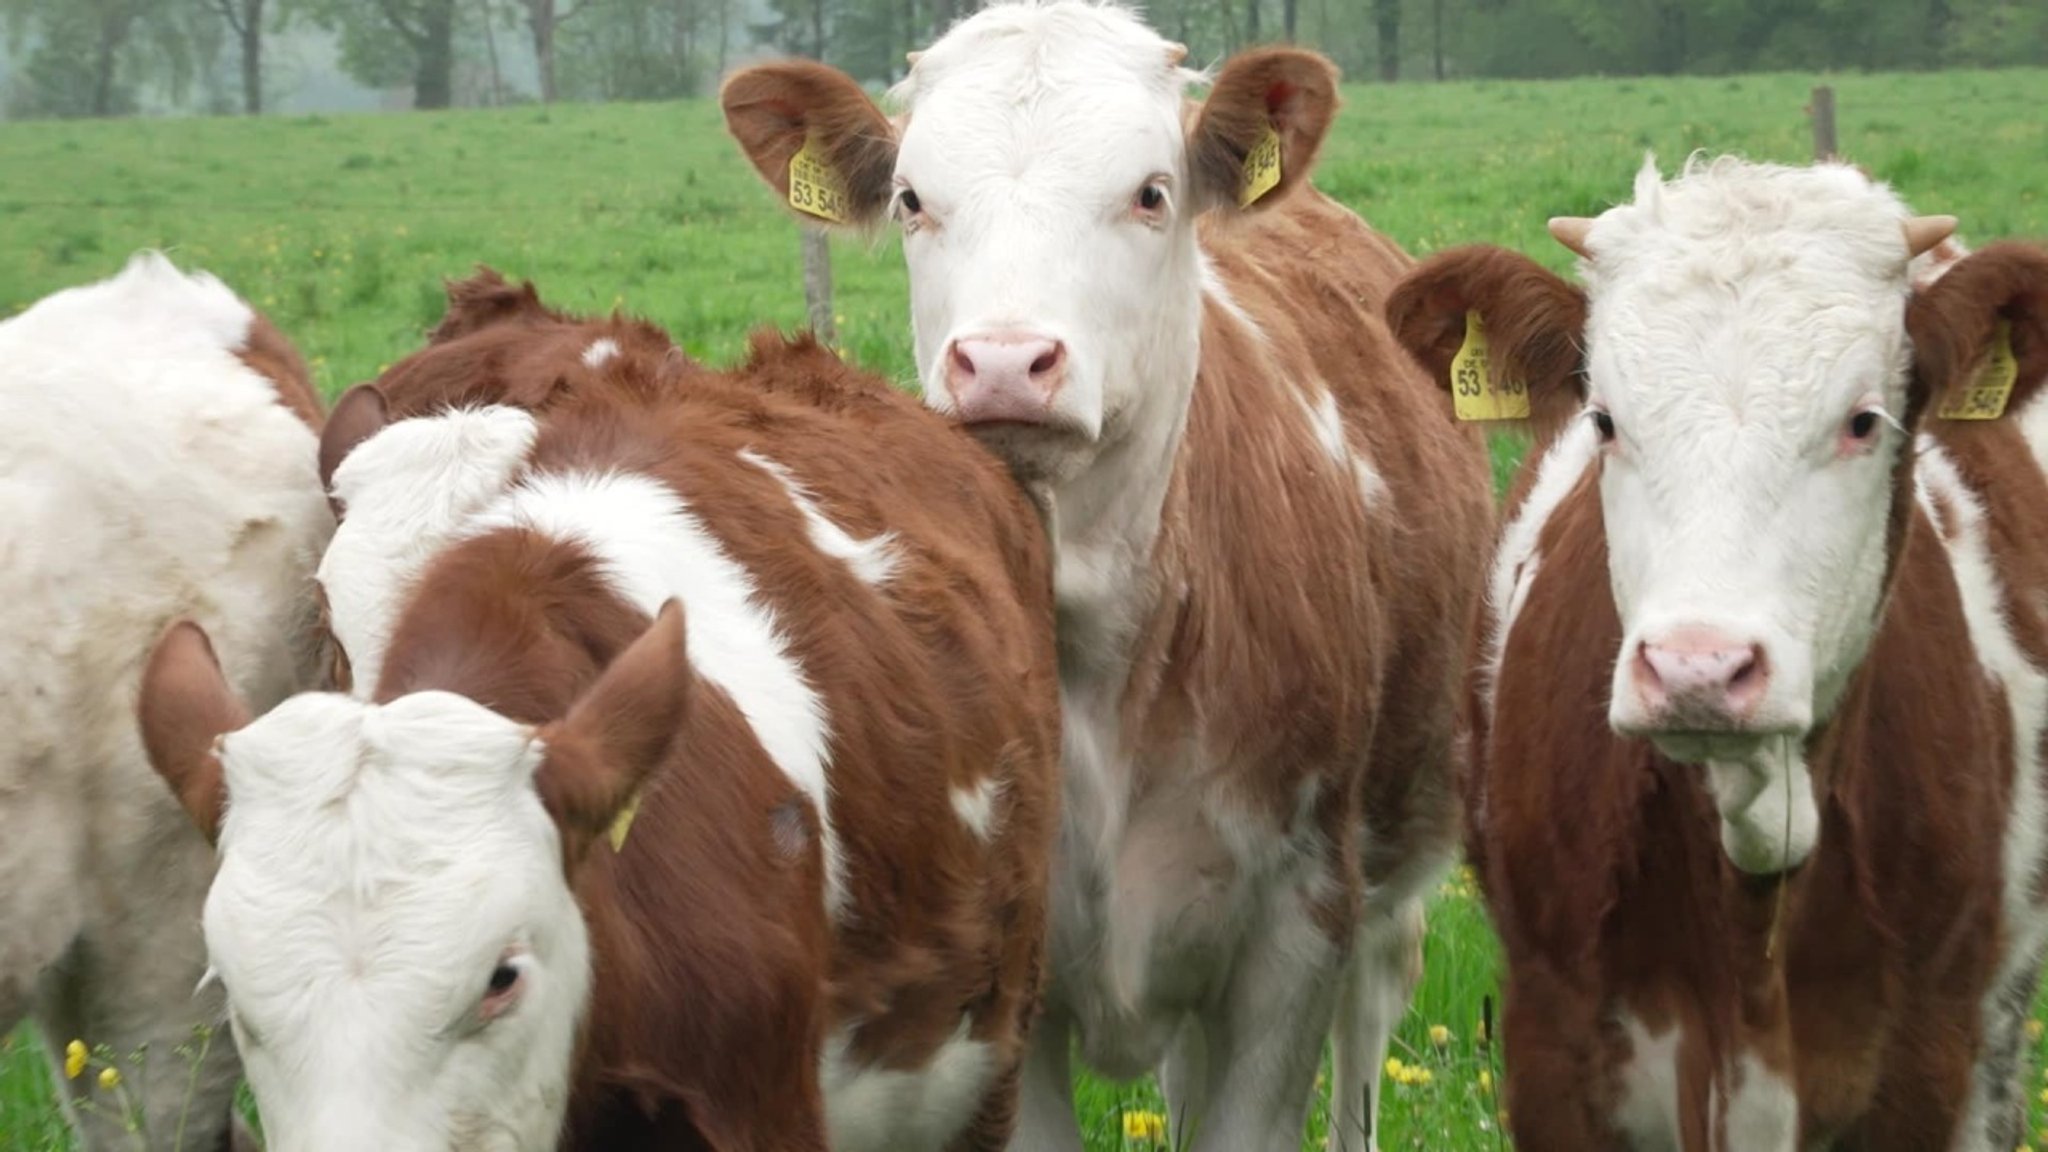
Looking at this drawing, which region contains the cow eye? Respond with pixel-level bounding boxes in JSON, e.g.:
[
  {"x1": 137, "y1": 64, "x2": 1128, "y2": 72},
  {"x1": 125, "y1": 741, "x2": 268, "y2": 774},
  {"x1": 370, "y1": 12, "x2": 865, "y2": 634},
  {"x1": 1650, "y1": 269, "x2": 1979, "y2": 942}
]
[
  {"x1": 1591, "y1": 409, "x2": 1616, "y2": 443},
  {"x1": 1846, "y1": 410, "x2": 1879, "y2": 441},
  {"x1": 488, "y1": 964, "x2": 518, "y2": 994},
  {"x1": 1134, "y1": 180, "x2": 1169, "y2": 219},
  {"x1": 896, "y1": 187, "x2": 922, "y2": 217}
]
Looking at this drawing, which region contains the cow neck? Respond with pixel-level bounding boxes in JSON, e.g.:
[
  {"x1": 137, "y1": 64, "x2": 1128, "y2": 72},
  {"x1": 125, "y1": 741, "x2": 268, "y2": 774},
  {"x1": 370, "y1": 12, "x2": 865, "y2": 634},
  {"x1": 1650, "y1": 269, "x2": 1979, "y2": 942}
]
[{"x1": 1045, "y1": 257, "x2": 1204, "y2": 685}]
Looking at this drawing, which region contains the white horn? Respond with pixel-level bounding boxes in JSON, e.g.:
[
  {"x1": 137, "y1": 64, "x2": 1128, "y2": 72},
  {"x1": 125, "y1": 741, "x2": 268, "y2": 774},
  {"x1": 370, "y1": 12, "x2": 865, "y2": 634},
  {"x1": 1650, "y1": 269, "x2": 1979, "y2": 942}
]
[
  {"x1": 1903, "y1": 215, "x2": 1958, "y2": 259},
  {"x1": 1548, "y1": 217, "x2": 1595, "y2": 260}
]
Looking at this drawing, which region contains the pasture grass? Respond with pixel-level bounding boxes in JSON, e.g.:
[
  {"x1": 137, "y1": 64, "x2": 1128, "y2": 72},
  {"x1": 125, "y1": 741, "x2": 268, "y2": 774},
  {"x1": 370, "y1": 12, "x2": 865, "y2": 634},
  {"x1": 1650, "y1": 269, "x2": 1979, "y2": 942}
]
[{"x1": 4, "y1": 65, "x2": 2048, "y2": 1149}]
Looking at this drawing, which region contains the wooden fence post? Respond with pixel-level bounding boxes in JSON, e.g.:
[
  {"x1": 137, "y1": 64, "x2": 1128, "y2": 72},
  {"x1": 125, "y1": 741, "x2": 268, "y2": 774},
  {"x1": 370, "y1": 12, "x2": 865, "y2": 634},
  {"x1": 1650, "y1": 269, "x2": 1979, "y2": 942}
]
[
  {"x1": 1810, "y1": 85, "x2": 1837, "y2": 161},
  {"x1": 801, "y1": 228, "x2": 836, "y2": 345}
]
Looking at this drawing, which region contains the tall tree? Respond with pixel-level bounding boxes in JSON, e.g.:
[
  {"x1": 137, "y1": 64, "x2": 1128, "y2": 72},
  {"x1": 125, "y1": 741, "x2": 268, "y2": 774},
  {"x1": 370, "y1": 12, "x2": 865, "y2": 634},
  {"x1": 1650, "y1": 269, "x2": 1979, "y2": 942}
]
[
  {"x1": 2, "y1": 0, "x2": 213, "y2": 117},
  {"x1": 292, "y1": 0, "x2": 458, "y2": 107},
  {"x1": 1373, "y1": 0, "x2": 1397, "y2": 79},
  {"x1": 205, "y1": 0, "x2": 264, "y2": 112},
  {"x1": 525, "y1": 0, "x2": 591, "y2": 102}
]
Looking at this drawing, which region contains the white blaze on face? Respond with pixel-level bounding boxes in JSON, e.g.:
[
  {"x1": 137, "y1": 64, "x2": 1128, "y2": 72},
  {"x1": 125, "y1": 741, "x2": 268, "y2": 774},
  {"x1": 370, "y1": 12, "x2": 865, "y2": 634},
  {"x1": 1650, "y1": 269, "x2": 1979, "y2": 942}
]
[
  {"x1": 889, "y1": 2, "x2": 1207, "y2": 482},
  {"x1": 204, "y1": 692, "x2": 589, "y2": 1152},
  {"x1": 1577, "y1": 158, "x2": 1923, "y2": 871}
]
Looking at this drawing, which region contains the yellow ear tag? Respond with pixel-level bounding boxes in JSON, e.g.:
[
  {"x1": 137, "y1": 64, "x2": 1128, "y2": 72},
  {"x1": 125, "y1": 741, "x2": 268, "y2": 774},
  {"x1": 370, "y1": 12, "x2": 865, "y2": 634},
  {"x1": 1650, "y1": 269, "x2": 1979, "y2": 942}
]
[
  {"x1": 1238, "y1": 126, "x2": 1283, "y2": 208},
  {"x1": 1450, "y1": 310, "x2": 1530, "y2": 422},
  {"x1": 1938, "y1": 317, "x2": 2019, "y2": 421},
  {"x1": 606, "y1": 789, "x2": 643, "y2": 853},
  {"x1": 787, "y1": 136, "x2": 850, "y2": 224}
]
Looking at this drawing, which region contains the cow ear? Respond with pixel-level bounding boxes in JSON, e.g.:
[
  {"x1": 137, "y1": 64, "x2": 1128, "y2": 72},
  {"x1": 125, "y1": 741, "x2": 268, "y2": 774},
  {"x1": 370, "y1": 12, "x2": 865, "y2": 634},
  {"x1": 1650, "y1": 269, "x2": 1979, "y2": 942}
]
[
  {"x1": 1907, "y1": 240, "x2": 2048, "y2": 424},
  {"x1": 137, "y1": 620, "x2": 251, "y2": 844},
  {"x1": 720, "y1": 61, "x2": 898, "y2": 229},
  {"x1": 536, "y1": 600, "x2": 693, "y2": 869},
  {"x1": 1387, "y1": 245, "x2": 1590, "y2": 433},
  {"x1": 319, "y1": 383, "x2": 389, "y2": 517},
  {"x1": 1188, "y1": 47, "x2": 1340, "y2": 215}
]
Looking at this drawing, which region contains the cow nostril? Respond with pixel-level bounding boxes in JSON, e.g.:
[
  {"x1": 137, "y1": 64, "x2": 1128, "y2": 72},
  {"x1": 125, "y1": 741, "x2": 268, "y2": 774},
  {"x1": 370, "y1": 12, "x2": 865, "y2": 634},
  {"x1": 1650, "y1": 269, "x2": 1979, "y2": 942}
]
[
  {"x1": 1029, "y1": 347, "x2": 1062, "y2": 377},
  {"x1": 950, "y1": 343, "x2": 977, "y2": 379},
  {"x1": 1633, "y1": 643, "x2": 1663, "y2": 692}
]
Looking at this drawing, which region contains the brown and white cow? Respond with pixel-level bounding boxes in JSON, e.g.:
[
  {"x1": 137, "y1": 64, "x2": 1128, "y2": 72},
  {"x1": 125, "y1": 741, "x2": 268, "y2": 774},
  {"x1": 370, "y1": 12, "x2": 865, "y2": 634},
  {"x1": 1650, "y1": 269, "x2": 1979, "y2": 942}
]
[
  {"x1": 1389, "y1": 155, "x2": 2048, "y2": 1150},
  {"x1": 722, "y1": 3, "x2": 1495, "y2": 1147},
  {"x1": 135, "y1": 274, "x2": 1061, "y2": 1151},
  {"x1": 1, "y1": 253, "x2": 332, "y2": 1151}
]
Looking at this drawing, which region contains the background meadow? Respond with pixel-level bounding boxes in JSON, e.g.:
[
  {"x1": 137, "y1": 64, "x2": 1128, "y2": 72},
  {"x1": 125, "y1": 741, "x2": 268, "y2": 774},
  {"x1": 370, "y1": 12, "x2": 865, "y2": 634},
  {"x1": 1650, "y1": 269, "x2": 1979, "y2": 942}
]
[{"x1": 4, "y1": 66, "x2": 2048, "y2": 1149}]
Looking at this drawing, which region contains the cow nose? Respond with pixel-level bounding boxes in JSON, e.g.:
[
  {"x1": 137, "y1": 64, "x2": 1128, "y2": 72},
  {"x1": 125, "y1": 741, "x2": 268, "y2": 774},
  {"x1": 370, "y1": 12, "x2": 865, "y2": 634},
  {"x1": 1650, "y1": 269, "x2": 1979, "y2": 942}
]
[
  {"x1": 1631, "y1": 626, "x2": 1771, "y2": 726},
  {"x1": 944, "y1": 332, "x2": 1067, "y2": 425}
]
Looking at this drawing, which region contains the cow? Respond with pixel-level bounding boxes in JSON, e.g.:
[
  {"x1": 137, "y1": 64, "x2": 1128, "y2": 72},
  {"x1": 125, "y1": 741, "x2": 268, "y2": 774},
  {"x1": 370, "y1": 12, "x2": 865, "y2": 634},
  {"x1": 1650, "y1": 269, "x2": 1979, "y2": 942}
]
[
  {"x1": 0, "y1": 252, "x2": 332, "y2": 1150},
  {"x1": 721, "y1": 3, "x2": 1495, "y2": 1148},
  {"x1": 1387, "y1": 154, "x2": 2048, "y2": 1150},
  {"x1": 134, "y1": 272, "x2": 1062, "y2": 1151}
]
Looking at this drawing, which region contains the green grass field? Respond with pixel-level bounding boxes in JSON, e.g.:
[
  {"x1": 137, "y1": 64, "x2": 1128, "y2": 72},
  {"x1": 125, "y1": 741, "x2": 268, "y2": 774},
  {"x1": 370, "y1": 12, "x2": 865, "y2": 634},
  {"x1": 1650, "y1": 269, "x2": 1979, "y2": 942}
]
[{"x1": 4, "y1": 66, "x2": 2048, "y2": 1150}]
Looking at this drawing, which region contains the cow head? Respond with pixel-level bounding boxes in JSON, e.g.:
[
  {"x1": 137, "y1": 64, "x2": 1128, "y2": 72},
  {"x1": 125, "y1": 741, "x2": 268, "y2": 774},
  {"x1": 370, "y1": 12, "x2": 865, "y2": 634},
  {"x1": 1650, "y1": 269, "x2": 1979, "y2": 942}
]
[
  {"x1": 135, "y1": 603, "x2": 691, "y2": 1151},
  {"x1": 723, "y1": 1, "x2": 1337, "y2": 488},
  {"x1": 1389, "y1": 156, "x2": 2047, "y2": 874}
]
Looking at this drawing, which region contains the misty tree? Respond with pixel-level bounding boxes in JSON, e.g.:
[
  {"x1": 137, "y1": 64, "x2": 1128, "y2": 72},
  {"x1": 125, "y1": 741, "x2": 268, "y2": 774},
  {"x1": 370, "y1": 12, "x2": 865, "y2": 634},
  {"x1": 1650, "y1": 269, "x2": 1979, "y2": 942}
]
[
  {"x1": 203, "y1": 0, "x2": 266, "y2": 112},
  {"x1": 3, "y1": 0, "x2": 222, "y2": 116},
  {"x1": 289, "y1": 0, "x2": 459, "y2": 107}
]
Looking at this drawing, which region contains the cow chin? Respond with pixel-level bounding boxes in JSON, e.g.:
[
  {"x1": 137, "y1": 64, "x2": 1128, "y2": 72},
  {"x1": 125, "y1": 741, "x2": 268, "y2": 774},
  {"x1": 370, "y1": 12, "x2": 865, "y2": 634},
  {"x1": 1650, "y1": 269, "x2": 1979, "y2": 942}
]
[
  {"x1": 1698, "y1": 740, "x2": 1822, "y2": 877},
  {"x1": 962, "y1": 419, "x2": 1098, "y2": 488}
]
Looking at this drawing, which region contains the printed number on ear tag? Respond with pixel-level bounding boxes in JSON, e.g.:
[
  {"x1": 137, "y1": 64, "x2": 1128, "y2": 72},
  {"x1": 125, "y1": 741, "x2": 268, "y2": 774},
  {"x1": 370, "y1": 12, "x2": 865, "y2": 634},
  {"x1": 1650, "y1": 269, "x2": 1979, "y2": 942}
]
[
  {"x1": 1939, "y1": 317, "x2": 2019, "y2": 421},
  {"x1": 606, "y1": 790, "x2": 643, "y2": 853},
  {"x1": 1238, "y1": 126, "x2": 1283, "y2": 208},
  {"x1": 1451, "y1": 311, "x2": 1530, "y2": 422},
  {"x1": 788, "y1": 137, "x2": 850, "y2": 224}
]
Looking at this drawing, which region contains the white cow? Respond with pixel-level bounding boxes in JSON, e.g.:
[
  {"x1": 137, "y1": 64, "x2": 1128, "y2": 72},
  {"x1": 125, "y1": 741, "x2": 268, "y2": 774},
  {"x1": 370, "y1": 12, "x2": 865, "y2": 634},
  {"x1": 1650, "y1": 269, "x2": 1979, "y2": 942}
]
[{"x1": 0, "y1": 254, "x2": 331, "y2": 1149}]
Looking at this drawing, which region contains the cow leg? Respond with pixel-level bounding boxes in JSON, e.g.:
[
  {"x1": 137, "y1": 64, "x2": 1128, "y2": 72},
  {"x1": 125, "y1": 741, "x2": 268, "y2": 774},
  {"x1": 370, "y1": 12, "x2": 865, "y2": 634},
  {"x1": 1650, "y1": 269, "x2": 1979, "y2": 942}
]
[
  {"x1": 1958, "y1": 946, "x2": 2045, "y2": 1152},
  {"x1": 32, "y1": 818, "x2": 240, "y2": 1152},
  {"x1": 1326, "y1": 897, "x2": 1424, "y2": 1152},
  {"x1": 1176, "y1": 882, "x2": 1343, "y2": 1152},
  {"x1": 1007, "y1": 1009, "x2": 1084, "y2": 1152},
  {"x1": 1157, "y1": 1016, "x2": 1208, "y2": 1147}
]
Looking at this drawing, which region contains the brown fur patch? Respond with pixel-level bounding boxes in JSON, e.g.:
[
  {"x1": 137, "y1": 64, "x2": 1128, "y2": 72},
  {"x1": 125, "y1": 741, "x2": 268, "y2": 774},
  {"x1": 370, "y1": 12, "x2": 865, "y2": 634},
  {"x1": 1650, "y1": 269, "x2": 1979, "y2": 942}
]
[{"x1": 235, "y1": 311, "x2": 322, "y2": 430}]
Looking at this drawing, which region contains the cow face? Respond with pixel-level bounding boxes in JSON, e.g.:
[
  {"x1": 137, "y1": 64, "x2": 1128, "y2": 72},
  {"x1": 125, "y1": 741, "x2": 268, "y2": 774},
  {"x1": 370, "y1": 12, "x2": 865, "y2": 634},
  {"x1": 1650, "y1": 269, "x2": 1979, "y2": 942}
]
[
  {"x1": 1390, "y1": 157, "x2": 1990, "y2": 873},
  {"x1": 723, "y1": 3, "x2": 1338, "y2": 488},
  {"x1": 136, "y1": 606, "x2": 688, "y2": 1151}
]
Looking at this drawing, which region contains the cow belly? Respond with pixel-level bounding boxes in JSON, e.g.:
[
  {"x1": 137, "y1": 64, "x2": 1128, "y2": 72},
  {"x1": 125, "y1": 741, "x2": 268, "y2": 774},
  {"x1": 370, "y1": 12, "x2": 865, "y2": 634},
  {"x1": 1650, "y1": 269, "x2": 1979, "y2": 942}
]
[{"x1": 821, "y1": 1020, "x2": 994, "y2": 1152}]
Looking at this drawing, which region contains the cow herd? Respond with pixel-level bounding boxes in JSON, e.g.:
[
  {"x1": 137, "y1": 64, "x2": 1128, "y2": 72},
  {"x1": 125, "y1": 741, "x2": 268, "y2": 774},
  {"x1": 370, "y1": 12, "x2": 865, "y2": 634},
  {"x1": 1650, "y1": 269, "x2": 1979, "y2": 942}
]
[{"x1": 3, "y1": 2, "x2": 2045, "y2": 1151}]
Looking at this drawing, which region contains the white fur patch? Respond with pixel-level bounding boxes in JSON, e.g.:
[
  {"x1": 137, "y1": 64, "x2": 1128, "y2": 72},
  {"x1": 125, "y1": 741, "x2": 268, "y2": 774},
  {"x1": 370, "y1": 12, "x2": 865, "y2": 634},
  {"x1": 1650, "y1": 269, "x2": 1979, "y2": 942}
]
[
  {"x1": 949, "y1": 777, "x2": 1004, "y2": 842},
  {"x1": 1482, "y1": 418, "x2": 1601, "y2": 717},
  {"x1": 821, "y1": 1018, "x2": 994, "y2": 1151},
  {"x1": 469, "y1": 470, "x2": 848, "y2": 917},
  {"x1": 1711, "y1": 1050, "x2": 1799, "y2": 1151},
  {"x1": 738, "y1": 449, "x2": 900, "y2": 587},
  {"x1": 1612, "y1": 1012, "x2": 1683, "y2": 1145},
  {"x1": 581, "y1": 338, "x2": 619, "y2": 369},
  {"x1": 319, "y1": 406, "x2": 542, "y2": 694},
  {"x1": 1299, "y1": 388, "x2": 1349, "y2": 466}
]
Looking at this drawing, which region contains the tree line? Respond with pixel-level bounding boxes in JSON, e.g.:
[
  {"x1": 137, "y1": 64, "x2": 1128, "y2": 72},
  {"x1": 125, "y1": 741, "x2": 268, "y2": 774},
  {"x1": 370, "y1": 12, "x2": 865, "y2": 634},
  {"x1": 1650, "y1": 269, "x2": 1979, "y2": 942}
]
[{"x1": 2, "y1": 0, "x2": 2043, "y2": 119}]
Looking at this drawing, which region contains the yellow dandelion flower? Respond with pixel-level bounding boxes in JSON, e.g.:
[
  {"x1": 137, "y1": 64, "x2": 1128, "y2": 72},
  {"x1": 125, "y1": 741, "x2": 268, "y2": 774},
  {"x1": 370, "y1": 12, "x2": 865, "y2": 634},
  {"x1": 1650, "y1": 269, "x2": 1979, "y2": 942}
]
[
  {"x1": 1413, "y1": 1067, "x2": 1434, "y2": 1086},
  {"x1": 1385, "y1": 1057, "x2": 1404, "y2": 1078},
  {"x1": 1430, "y1": 1024, "x2": 1452, "y2": 1048},
  {"x1": 2029, "y1": 1018, "x2": 2044, "y2": 1041},
  {"x1": 1122, "y1": 1110, "x2": 1166, "y2": 1142},
  {"x1": 97, "y1": 1065, "x2": 120, "y2": 1090},
  {"x1": 1476, "y1": 1017, "x2": 1490, "y2": 1044},
  {"x1": 1479, "y1": 1069, "x2": 1494, "y2": 1095},
  {"x1": 63, "y1": 1040, "x2": 87, "y2": 1079}
]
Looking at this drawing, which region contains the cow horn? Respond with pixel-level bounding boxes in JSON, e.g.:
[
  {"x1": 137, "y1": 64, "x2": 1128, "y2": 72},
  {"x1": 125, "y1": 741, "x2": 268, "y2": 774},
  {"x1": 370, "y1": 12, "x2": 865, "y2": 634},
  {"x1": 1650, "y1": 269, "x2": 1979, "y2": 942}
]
[
  {"x1": 1903, "y1": 215, "x2": 1957, "y2": 259},
  {"x1": 1165, "y1": 42, "x2": 1188, "y2": 67},
  {"x1": 1548, "y1": 217, "x2": 1595, "y2": 260}
]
